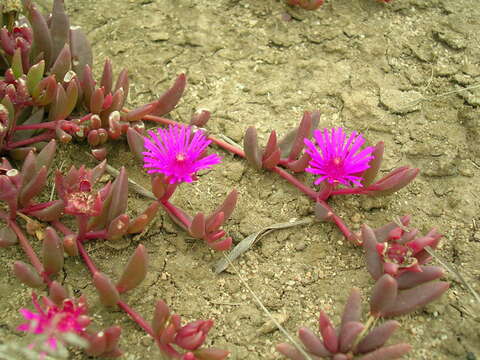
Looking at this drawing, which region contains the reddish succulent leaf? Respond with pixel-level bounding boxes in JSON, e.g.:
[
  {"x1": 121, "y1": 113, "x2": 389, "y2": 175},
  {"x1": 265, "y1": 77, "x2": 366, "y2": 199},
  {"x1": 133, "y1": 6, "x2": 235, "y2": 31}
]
[
  {"x1": 314, "y1": 201, "x2": 332, "y2": 222},
  {"x1": 20, "y1": 166, "x2": 48, "y2": 207},
  {"x1": 287, "y1": 0, "x2": 325, "y2": 10},
  {"x1": 367, "y1": 167, "x2": 419, "y2": 196},
  {"x1": 126, "y1": 127, "x2": 145, "y2": 163},
  {"x1": 152, "y1": 300, "x2": 170, "y2": 337},
  {"x1": 93, "y1": 272, "x2": 120, "y2": 307},
  {"x1": 382, "y1": 281, "x2": 449, "y2": 317},
  {"x1": 13, "y1": 261, "x2": 44, "y2": 288},
  {"x1": 62, "y1": 233, "x2": 78, "y2": 256},
  {"x1": 340, "y1": 288, "x2": 362, "y2": 334},
  {"x1": 124, "y1": 103, "x2": 155, "y2": 122},
  {"x1": 86, "y1": 331, "x2": 107, "y2": 357},
  {"x1": 205, "y1": 211, "x2": 224, "y2": 234},
  {"x1": 262, "y1": 148, "x2": 281, "y2": 170},
  {"x1": 298, "y1": 327, "x2": 330, "y2": 357},
  {"x1": 190, "y1": 109, "x2": 211, "y2": 127},
  {"x1": 361, "y1": 141, "x2": 384, "y2": 186},
  {"x1": 189, "y1": 213, "x2": 206, "y2": 239},
  {"x1": 150, "y1": 73, "x2": 186, "y2": 116},
  {"x1": 361, "y1": 224, "x2": 383, "y2": 280},
  {"x1": 370, "y1": 275, "x2": 398, "y2": 317},
  {"x1": 206, "y1": 189, "x2": 238, "y2": 225},
  {"x1": 276, "y1": 343, "x2": 309, "y2": 360},
  {"x1": 42, "y1": 227, "x2": 64, "y2": 276},
  {"x1": 373, "y1": 216, "x2": 410, "y2": 243},
  {"x1": 288, "y1": 111, "x2": 312, "y2": 161},
  {"x1": 91, "y1": 147, "x2": 107, "y2": 161},
  {"x1": 100, "y1": 58, "x2": 113, "y2": 94},
  {"x1": 209, "y1": 236, "x2": 232, "y2": 251},
  {"x1": 64, "y1": 80, "x2": 79, "y2": 116},
  {"x1": 30, "y1": 200, "x2": 64, "y2": 222},
  {"x1": 81, "y1": 65, "x2": 96, "y2": 106},
  {"x1": 286, "y1": 152, "x2": 311, "y2": 173},
  {"x1": 194, "y1": 347, "x2": 230, "y2": 360},
  {"x1": 50, "y1": 0, "x2": 70, "y2": 61},
  {"x1": 70, "y1": 27, "x2": 92, "y2": 81},
  {"x1": 114, "y1": 68, "x2": 129, "y2": 101},
  {"x1": 396, "y1": 266, "x2": 445, "y2": 290},
  {"x1": 263, "y1": 131, "x2": 278, "y2": 159},
  {"x1": 243, "y1": 127, "x2": 262, "y2": 169},
  {"x1": 116, "y1": 244, "x2": 148, "y2": 293},
  {"x1": 104, "y1": 326, "x2": 122, "y2": 353},
  {"x1": 339, "y1": 321, "x2": 364, "y2": 353},
  {"x1": 90, "y1": 87, "x2": 105, "y2": 114},
  {"x1": 49, "y1": 281, "x2": 69, "y2": 306},
  {"x1": 356, "y1": 320, "x2": 400, "y2": 354},
  {"x1": 50, "y1": 44, "x2": 71, "y2": 83},
  {"x1": 128, "y1": 201, "x2": 160, "y2": 234},
  {"x1": 107, "y1": 167, "x2": 128, "y2": 223},
  {"x1": 24, "y1": 0, "x2": 53, "y2": 66},
  {"x1": 0, "y1": 226, "x2": 17, "y2": 247},
  {"x1": 319, "y1": 311, "x2": 339, "y2": 353},
  {"x1": 357, "y1": 343, "x2": 411, "y2": 360},
  {"x1": 106, "y1": 214, "x2": 129, "y2": 241},
  {"x1": 21, "y1": 150, "x2": 37, "y2": 184}
]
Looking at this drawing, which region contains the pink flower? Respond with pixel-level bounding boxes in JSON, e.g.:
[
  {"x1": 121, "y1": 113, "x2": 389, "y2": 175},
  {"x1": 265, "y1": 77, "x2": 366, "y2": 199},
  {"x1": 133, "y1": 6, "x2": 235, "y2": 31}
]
[
  {"x1": 18, "y1": 294, "x2": 90, "y2": 351},
  {"x1": 304, "y1": 128, "x2": 374, "y2": 187},
  {"x1": 143, "y1": 125, "x2": 221, "y2": 184},
  {"x1": 55, "y1": 166, "x2": 104, "y2": 216}
]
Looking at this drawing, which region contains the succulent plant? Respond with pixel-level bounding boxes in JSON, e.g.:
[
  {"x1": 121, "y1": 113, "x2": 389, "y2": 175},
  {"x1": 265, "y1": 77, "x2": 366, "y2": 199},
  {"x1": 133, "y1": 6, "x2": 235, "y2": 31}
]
[{"x1": 276, "y1": 288, "x2": 411, "y2": 359}]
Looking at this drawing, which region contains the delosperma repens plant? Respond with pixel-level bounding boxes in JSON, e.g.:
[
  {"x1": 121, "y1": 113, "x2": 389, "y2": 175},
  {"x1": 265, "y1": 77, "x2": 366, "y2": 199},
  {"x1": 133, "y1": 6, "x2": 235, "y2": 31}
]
[{"x1": 0, "y1": 0, "x2": 460, "y2": 359}]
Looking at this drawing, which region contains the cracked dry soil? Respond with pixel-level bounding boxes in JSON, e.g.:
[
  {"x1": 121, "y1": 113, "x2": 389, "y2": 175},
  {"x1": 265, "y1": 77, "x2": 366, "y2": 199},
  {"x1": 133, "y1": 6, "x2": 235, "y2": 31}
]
[{"x1": 1, "y1": 0, "x2": 480, "y2": 359}]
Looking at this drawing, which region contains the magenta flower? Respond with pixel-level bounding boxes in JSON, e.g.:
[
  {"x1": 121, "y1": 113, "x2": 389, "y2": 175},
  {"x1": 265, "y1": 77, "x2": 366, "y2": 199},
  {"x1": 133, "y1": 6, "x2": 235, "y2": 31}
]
[
  {"x1": 18, "y1": 293, "x2": 90, "y2": 351},
  {"x1": 304, "y1": 128, "x2": 375, "y2": 187},
  {"x1": 143, "y1": 125, "x2": 221, "y2": 184}
]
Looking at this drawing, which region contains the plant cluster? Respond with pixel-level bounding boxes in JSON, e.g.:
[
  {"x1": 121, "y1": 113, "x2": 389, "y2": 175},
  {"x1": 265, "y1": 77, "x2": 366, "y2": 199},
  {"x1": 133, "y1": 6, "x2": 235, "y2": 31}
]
[{"x1": 0, "y1": 1, "x2": 453, "y2": 360}]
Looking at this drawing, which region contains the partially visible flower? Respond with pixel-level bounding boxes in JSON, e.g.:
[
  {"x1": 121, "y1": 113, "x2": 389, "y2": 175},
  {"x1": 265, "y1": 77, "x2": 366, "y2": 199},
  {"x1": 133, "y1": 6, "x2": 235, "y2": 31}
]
[
  {"x1": 376, "y1": 226, "x2": 442, "y2": 277},
  {"x1": 143, "y1": 125, "x2": 221, "y2": 184},
  {"x1": 55, "y1": 166, "x2": 104, "y2": 216},
  {"x1": 304, "y1": 128, "x2": 374, "y2": 187},
  {"x1": 18, "y1": 293, "x2": 90, "y2": 351}
]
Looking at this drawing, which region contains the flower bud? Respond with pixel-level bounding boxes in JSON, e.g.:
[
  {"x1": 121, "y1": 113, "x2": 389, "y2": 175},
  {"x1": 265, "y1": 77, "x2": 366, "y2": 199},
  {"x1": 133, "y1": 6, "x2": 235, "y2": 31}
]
[{"x1": 175, "y1": 320, "x2": 213, "y2": 351}]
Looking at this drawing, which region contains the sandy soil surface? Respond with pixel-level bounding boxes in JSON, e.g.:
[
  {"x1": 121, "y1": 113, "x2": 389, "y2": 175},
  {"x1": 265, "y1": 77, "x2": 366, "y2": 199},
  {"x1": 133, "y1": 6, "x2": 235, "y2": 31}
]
[{"x1": 1, "y1": 0, "x2": 479, "y2": 359}]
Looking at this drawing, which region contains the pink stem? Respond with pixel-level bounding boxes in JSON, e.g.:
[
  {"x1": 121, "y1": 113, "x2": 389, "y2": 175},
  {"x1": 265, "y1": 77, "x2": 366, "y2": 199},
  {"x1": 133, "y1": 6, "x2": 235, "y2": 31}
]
[
  {"x1": 0, "y1": 210, "x2": 51, "y2": 284},
  {"x1": 160, "y1": 200, "x2": 191, "y2": 228},
  {"x1": 52, "y1": 220, "x2": 156, "y2": 338},
  {"x1": 75, "y1": 113, "x2": 93, "y2": 124},
  {"x1": 5, "y1": 131, "x2": 55, "y2": 149},
  {"x1": 317, "y1": 200, "x2": 361, "y2": 246},
  {"x1": 76, "y1": 240, "x2": 98, "y2": 275},
  {"x1": 117, "y1": 301, "x2": 154, "y2": 336},
  {"x1": 271, "y1": 166, "x2": 318, "y2": 199},
  {"x1": 84, "y1": 230, "x2": 107, "y2": 240},
  {"x1": 76, "y1": 215, "x2": 89, "y2": 242},
  {"x1": 143, "y1": 114, "x2": 245, "y2": 157},
  {"x1": 52, "y1": 220, "x2": 71, "y2": 236},
  {"x1": 14, "y1": 121, "x2": 59, "y2": 131}
]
